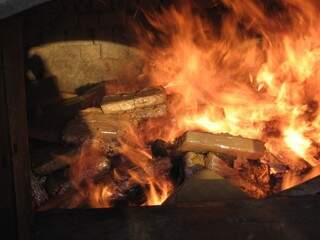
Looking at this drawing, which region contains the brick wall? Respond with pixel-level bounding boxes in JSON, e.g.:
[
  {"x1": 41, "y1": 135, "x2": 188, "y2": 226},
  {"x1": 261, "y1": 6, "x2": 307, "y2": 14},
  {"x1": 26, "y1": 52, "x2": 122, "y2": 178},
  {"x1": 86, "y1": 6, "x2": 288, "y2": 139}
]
[
  {"x1": 22, "y1": 0, "x2": 156, "y2": 93},
  {"x1": 22, "y1": 0, "x2": 220, "y2": 93}
]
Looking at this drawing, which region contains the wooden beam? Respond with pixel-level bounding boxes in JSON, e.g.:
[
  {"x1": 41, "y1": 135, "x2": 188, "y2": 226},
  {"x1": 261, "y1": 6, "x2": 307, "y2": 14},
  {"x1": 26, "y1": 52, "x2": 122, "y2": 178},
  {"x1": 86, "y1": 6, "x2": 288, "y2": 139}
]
[
  {"x1": 35, "y1": 196, "x2": 320, "y2": 240},
  {"x1": 0, "y1": 16, "x2": 31, "y2": 240},
  {"x1": 0, "y1": 24, "x2": 17, "y2": 240}
]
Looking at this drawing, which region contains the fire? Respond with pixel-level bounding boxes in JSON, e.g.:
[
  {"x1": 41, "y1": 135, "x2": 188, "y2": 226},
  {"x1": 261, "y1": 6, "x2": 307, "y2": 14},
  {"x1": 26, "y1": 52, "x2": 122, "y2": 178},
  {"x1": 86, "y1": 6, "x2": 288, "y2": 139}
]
[
  {"x1": 69, "y1": 0, "x2": 320, "y2": 206},
  {"x1": 137, "y1": 0, "x2": 320, "y2": 170},
  {"x1": 69, "y1": 125, "x2": 173, "y2": 208},
  {"x1": 284, "y1": 128, "x2": 311, "y2": 160}
]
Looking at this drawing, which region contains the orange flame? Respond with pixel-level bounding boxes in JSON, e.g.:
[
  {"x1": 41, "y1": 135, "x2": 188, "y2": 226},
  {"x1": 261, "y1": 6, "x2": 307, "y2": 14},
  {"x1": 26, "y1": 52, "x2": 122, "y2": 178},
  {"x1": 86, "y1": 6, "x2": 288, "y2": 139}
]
[
  {"x1": 137, "y1": 0, "x2": 320, "y2": 170},
  {"x1": 69, "y1": 0, "x2": 320, "y2": 206},
  {"x1": 69, "y1": 124, "x2": 173, "y2": 208}
]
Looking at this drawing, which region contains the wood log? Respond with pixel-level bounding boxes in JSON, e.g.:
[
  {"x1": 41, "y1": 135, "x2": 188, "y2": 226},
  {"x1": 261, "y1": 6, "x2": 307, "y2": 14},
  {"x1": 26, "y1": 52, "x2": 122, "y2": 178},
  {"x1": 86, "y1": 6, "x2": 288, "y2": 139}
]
[
  {"x1": 31, "y1": 145, "x2": 77, "y2": 175},
  {"x1": 176, "y1": 131, "x2": 266, "y2": 159},
  {"x1": 278, "y1": 165, "x2": 320, "y2": 196},
  {"x1": 62, "y1": 112, "x2": 123, "y2": 147},
  {"x1": 122, "y1": 103, "x2": 167, "y2": 120},
  {"x1": 101, "y1": 86, "x2": 167, "y2": 115},
  {"x1": 35, "y1": 196, "x2": 320, "y2": 240},
  {"x1": 208, "y1": 152, "x2": 270, "y2": 198},
  {"x1": 28, "y1": 83, "x2": 106, "y2": 143}
]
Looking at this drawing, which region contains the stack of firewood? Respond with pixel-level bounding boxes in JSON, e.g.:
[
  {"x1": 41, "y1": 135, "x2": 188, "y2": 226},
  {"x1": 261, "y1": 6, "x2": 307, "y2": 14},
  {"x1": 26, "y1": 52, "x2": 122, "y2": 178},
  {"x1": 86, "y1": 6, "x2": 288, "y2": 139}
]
[
  {"x1": 30, "y1": 82, "x2": 320, "y2": 210},
  {"x1": 30, "y1": 82, "x2": 174, "y2": 210}
]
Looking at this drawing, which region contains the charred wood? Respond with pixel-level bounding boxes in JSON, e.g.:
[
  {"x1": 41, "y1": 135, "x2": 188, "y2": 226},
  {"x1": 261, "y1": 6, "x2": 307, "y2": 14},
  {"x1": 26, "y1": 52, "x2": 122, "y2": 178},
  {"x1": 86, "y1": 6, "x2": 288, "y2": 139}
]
[{"x1": 208, "y1": 152, "x2": 271, "y2": 198}]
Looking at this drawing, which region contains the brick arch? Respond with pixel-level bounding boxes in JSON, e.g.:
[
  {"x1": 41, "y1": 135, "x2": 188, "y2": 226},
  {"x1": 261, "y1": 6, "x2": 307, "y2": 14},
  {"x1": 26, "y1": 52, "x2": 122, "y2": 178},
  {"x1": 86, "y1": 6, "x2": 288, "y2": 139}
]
[{"x1": 22, "y1": 0, "x2": 156, "y2": 92}]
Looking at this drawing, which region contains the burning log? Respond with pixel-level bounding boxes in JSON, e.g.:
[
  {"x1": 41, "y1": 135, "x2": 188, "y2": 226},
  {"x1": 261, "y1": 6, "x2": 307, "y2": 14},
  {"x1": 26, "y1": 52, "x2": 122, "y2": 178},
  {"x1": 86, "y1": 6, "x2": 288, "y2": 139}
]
[
  {"x1": 176, "y1": 131, "x2": 266, "y2": 159},
  {"x1": 207, "y1": 152, "x2": 271, "y2": 199},
  {"x1": 62, "y1": 111, "x2": 123, "y2": 148},
  {"x1": 101, "y1": 86, "x2": 167, "y2": 118},
  {"x1": 40, "y1": 140, "x2": 112, "y2": 210},
  {"x1": 278, "y1": 165, "x2": 320, "y2": 196},
  {"x1": 63, "y1": 102, "x2": 167, "y2": 147}
]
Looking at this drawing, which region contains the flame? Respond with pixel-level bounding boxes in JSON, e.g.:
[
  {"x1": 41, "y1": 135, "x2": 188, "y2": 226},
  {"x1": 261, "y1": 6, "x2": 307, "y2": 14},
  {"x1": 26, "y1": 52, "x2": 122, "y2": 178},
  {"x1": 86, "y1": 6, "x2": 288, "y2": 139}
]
[
  {"x1": 69, "y1": 125, "x2": 173, "y2": 208},
  {"x1": 68, "y1": 0, "x2": 320, "y2": 206},
  {"x1": 119, "y1": 132, "x2": 173, "y2": 206},
  {"x1": 136, "y1": 0, "x2": 320, "y2": 171}
]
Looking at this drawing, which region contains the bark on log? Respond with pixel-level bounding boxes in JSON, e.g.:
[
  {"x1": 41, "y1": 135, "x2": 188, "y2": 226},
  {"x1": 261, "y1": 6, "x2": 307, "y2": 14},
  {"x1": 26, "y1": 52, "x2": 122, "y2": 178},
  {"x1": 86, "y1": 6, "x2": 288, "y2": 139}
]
[{"x1": 176, "y1": 131, "x2": 266, "y2": 159}]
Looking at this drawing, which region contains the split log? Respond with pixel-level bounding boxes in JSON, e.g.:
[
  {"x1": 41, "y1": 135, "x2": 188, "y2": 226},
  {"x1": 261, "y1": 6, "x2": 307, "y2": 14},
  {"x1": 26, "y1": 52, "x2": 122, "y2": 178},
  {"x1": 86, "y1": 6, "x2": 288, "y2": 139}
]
[
  {"x1": 31, "y1": 145, "x2": 77, "y2": 175},
  {"x1": 63, "y1": 105, "x2": 168, "y2": 149},
  {"x1": 62, "y1": 111, "x2": 123, "y2": 147},
  {"x1": 207, "y1": 152, "x2": 270, "y2": 198},
  {"x1": 123, "y1": 103, "x2": 167, "y2": 120},
  {"x1": 278, "y1": 165, "x2": 320, "y2": 196},
  {"x1": 176, "y1": 131, "x2": 266, "y2": 159},
  {"x1": 101, "y1": 86, "x2": 167, "y2": 117}
]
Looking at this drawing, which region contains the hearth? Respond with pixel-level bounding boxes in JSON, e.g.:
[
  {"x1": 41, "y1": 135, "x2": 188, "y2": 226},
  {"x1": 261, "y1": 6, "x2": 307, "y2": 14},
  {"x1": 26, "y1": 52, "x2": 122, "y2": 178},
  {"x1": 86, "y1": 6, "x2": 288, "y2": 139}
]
[{"x1": 2, "y1": 0, "x2": 320, "y2": 240}]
